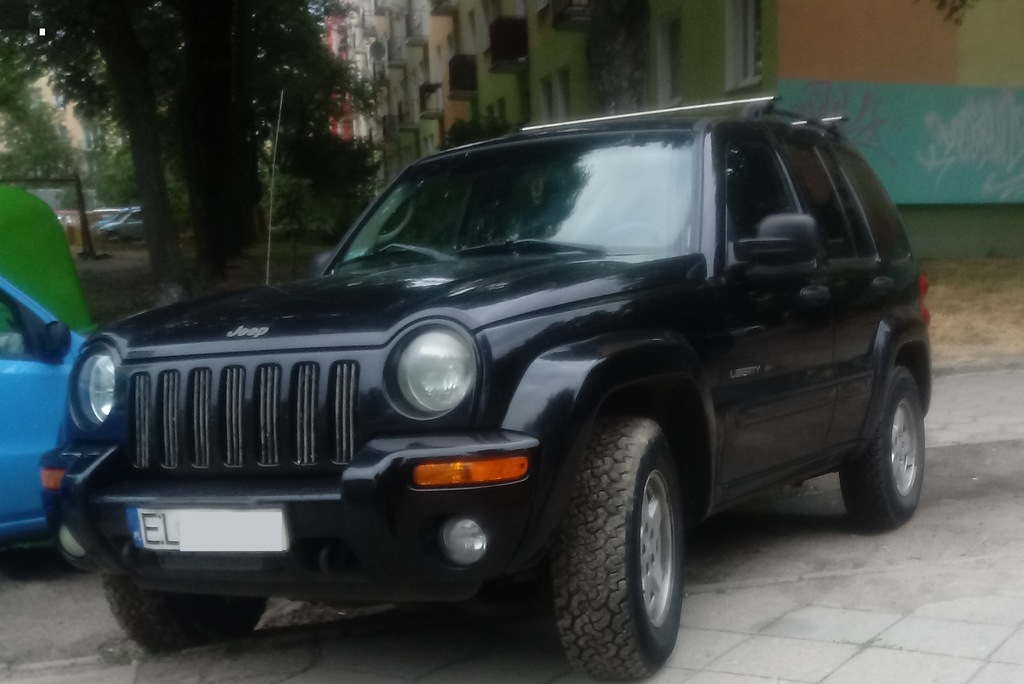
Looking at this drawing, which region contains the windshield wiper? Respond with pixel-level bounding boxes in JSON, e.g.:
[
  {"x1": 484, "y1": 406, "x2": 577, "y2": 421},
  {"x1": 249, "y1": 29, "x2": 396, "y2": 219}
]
[
  {"x1": 371, "y1": 243, "x2": 454, "y2": 261},
  {"x1": 457, "y1": 239, "x2": 605, "y2": 257}
]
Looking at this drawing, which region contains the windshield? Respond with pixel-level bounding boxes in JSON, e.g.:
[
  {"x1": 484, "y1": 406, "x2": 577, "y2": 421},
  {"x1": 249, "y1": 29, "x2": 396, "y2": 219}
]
[{"x1": 332, "y1": 133, "x2": 697, "y2": 268}]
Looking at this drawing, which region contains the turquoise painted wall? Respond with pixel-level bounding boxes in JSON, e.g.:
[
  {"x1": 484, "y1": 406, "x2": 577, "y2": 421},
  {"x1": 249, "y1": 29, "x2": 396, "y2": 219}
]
[{"x1": 779, "y1": 79, "x2": 1024, "y2": 205}]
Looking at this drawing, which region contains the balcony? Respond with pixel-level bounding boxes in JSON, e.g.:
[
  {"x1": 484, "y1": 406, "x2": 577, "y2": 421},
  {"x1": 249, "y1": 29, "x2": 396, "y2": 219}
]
[
  {"x1": 551, "y1": 0, "x2": 591, "y2": 30},
  {"x1": 397, "y1": 99, "x2": 419, "y2": 131},
  {"x1": 448, "y1": 54, "x2": 477, "y2": 100},
  {"x1": 406, "y1": 9, "x2": 428, "y2": 46},
  {"x1": 419, "y1": 83, "x2": 444, "y2": 119},
  {"x1": 430, "y1": 0, "x2": 457, "y2": 16},
  {"x1": 387, "y1": 38, "x2": 406, "y2": 68},
  {"x1": 488, "y1": 17, "x2": 528, "y2": 73}
]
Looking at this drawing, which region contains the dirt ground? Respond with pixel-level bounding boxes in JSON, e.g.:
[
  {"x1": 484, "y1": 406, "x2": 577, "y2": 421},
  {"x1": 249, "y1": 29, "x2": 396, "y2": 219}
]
[{"x1": 72, "y1": 242, "x2": 1024, "y2": 364}]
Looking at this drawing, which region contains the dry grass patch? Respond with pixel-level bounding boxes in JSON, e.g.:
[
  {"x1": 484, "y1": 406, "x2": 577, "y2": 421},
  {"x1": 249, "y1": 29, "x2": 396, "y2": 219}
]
[{"x1": 921, "y1": 258, "x2": 1024, "y2": 363}]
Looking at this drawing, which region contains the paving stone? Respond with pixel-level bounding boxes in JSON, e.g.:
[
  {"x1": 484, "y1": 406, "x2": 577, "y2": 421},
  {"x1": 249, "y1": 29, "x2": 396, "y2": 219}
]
[
  {"x1": 6, "y1": 665, "x2": 138, "y2": 684},
  {"x1": 822, "y1": 648, "x2": 981, "y2": 684},
  {"x1": 875, "y1": 616, "x2": 1012, "y2": 659},
  {"x1": 991, "y1": 627, "x2": 1024, "y2": 665},
  {"x1": 683, "y1": 588, "x2": 798, "y2": 633},
  {"x1": 913, "y1": 596, "x2": 1024, "y2": 627},
  {"x1": 667, "y1": 629, "x2": 749, "y2": 671},
  {"x1": 682, "y1": 673, "x2": 803, "y2": 684},
  {"x1": 763, "y1": 605, "x2": 901, "y2": 644},
  {"x1": 706, "y1": 635, "x2": 856, "y2": 682},
  {"x1": 971, "y1": 663, "x2": 1024, "y2": 684}
]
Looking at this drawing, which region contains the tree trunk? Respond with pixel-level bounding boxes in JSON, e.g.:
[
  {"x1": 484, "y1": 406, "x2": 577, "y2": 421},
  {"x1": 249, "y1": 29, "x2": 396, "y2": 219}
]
[
  {"x1": 87, "y1": 0, "x2": 187, "y2": 303},
  {"x1": 179, "y1": 0, "x2": 257, "y2": 284},
  {"x1": 587, "y1": 0, "x2": 650, "y2": 114}
]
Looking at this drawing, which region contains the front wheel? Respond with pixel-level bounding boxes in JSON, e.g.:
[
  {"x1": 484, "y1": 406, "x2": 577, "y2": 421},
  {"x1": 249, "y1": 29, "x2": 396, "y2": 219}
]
[
  {"x1": 840, "y1": 366, "x2": 926, "y2": 531},
  {"x1": 103, "y1": 574, "x2": 267, "y2": 652},
  {"x1": 551, "y1": 417, "x2": 684, "y2": 680}
]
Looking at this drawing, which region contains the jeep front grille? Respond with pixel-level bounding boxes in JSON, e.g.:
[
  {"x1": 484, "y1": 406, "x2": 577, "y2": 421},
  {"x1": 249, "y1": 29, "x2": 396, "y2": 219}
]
[{"x1": 129, "y1": 361, "x2": 358, "y2": 471}]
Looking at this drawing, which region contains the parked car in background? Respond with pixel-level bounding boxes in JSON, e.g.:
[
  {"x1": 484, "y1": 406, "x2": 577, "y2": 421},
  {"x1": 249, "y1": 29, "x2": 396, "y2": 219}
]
[
  {"x1": 0, "y1": 187, "x2": 92, "y2": 545},
  {"x1": 95, "y1": 208, "x2": 144, "y2": 240}
]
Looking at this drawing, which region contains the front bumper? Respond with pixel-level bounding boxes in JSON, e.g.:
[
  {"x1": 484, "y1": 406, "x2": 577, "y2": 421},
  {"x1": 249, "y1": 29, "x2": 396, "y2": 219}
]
[{"x1": 43, "y1": 432, "x2": 540, "y2": 602}]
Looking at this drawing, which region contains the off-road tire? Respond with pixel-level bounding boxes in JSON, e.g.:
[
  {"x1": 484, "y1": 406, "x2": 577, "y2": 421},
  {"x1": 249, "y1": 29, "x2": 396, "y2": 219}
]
[
  {"x1": 103, "y1": 574, "x2": 267, "y2": 652},
  {"x1": 551, "y1": 417, "x2": 684, "y2": 680},
  {"x1": 840, "y1": 366, "x2": 926, "y2": 531}
]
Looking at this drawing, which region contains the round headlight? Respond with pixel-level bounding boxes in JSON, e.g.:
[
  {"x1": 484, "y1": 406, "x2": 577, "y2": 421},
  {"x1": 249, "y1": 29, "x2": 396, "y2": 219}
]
[
  {"x1": 76, "y1": 351, "x2": 116, "y2": 426},
  {"x1": 395, "y1": 329, "x2": 475, "y2": 416}
]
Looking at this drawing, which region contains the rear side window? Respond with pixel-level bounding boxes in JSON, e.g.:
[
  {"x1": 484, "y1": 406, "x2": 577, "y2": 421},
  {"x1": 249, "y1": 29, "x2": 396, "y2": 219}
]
[
  {"x1": 835, "y1": 147, "x2": 911, "y2": 259},
  {"x1": 724, "y1": 139, "x2": 796, "y2": 241},
  {"x1": 784, "y1": 140, "x2": 874, "y2": 260}
]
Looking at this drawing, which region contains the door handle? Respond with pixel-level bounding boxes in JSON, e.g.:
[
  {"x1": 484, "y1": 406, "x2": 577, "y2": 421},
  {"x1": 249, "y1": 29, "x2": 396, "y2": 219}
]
[
  {"x1": 799, "y1": 285, "x2": 831, "y2": 307},
  {"x1": 872, "y1": 276, "x2": 895, "y2": 294}
]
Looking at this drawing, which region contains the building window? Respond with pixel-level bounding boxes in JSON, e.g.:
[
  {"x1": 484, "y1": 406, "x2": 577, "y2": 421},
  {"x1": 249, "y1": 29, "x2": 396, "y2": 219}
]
[
  {"x1": 655, "y1": 18, "x2": 683, "y2": 106},
  {"x1": 725, "y1": 0, "x2": 762, "y2": 90}
]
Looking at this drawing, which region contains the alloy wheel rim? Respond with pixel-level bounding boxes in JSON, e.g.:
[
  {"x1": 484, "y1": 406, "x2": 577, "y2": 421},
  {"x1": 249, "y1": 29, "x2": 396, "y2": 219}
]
[
  {"x1": 891, "y1": 399, "x2": 919, "y2": 496},
  {"x1": 639, "y1": 469, "x2": 675, "y2": 627}
]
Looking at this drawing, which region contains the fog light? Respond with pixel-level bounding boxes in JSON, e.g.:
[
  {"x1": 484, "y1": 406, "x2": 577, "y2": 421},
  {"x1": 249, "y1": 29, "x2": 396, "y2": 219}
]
[
  {"x1": 440, "y1": 518, "x2": 487, "y2": 565},
  {"x1": 58, "y1": 525, "x2": 86, "y2": 558}
]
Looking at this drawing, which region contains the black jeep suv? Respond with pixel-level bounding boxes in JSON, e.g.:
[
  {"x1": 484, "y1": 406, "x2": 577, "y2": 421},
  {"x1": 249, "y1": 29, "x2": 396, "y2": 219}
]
[{"x1": 44, "y1": 107, "x2": 931, "y2": 680}]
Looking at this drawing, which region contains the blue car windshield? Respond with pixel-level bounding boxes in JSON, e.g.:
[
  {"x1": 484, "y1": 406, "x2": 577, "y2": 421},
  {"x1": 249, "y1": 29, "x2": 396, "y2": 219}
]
[{"x1": 334, "y1": 132, "x2": 697, "y2": 267}]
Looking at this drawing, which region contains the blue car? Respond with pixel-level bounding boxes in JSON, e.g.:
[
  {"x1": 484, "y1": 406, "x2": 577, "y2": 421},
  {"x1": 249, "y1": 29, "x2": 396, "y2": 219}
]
[{"x1": 0, "y1": 187, "x2": 91, "y2": 545}]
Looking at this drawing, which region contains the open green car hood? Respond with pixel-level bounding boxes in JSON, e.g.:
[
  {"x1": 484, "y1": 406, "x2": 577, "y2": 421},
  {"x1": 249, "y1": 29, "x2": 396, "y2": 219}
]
[{"x1": 0, "y1": 186, "x2": 93, "y2": 333}]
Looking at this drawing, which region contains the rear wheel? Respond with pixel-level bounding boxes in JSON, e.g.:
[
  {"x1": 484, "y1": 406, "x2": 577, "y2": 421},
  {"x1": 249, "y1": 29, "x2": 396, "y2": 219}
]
[
  {"x1": 103, "y1": 574, "x2": 266, "y2": 652},
  {"x1": 551, "y1": 417, "x2": 684, "y2": 680},
  {"x1": 840, "y1": 366, "x2": 926, "y2": 531}
]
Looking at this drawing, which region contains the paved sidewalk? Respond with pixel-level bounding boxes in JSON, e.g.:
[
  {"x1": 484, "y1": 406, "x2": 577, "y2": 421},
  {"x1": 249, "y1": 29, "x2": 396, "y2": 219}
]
[{"x1": 926, "y1": 369, "x2": 1024, "y2": 447}]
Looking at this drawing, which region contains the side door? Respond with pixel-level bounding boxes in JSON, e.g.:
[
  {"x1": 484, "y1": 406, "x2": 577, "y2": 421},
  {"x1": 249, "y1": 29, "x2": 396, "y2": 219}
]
[
  {"x1": 779, "y1": 132, "x2": 892, "y2": 448},
  {"x1": 712, "y1": 127, "x2": 836, "y2": 489},
  {"x1": 0, "y1": 287, "x2": 75, "y2": 540}
]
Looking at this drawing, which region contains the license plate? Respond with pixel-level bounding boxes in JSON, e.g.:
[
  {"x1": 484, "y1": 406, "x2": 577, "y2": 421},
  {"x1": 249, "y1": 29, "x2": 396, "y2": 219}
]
[{"x1": 126, "y1": 507, "x2": 289, "y2": 553}]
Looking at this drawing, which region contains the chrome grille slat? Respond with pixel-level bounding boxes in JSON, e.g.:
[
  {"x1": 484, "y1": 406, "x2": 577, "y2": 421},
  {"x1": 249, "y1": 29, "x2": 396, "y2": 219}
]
[
  {"x1": 224, "y1": 366, "x2": 245, "y2": 467},
  {"x1": 191, "y1": 369, "x2": 212, "y2": 468},
  {"x1": 333, "y1": 362, "x2": 358, "y2": 464},
  {"x1": 160, "y1": 371, "x2": 181, "y2": 469},
  {"x1": 129, "y1": 360, "x2": 357, "y2": 472},
  {"x1": 257, "y1": 365, "x2": 282, "y2": 466},
  {"x1": 295, "y1": 363, "x2": 319, "y2": 465},
  {"x1": 132, "y1": 374, "x2": 152, "y2": 469}
]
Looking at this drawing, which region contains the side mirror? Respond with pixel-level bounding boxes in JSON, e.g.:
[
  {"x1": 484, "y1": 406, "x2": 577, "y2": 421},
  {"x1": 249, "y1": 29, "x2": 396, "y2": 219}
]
[
  {"x1": 41, "y1": 321, "x2": 72, "y2": 362},
  {"x1": 310, "y1": 250, "x2": 333, "y2": 277},
  {"x1": 734, "y1": 213, "x2": 821, "y2": 266}
]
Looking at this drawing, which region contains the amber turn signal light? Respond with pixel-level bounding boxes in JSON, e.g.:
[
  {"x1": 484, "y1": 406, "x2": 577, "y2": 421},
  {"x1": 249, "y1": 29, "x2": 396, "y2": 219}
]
[
  {"x1": 41, "y1": 468, "x2": 65, "y2": 491},
  {"x1": 413, "y1": 455, "x2": 530, "y2": 487}
]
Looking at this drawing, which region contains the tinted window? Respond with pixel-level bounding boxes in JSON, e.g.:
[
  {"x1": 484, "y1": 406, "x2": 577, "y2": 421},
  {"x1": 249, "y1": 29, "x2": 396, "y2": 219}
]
[
  {"x1": 724, "y1": 139, "x2": 796, "y2": 241},
  {"x1": 337, "y1": 134, "x2": 697, "y2": 265},
  {"x1": 0, "y1": 292, "x2": 27, "y2": 359},
  {"x1": 784, "y1": 141, "x2": 861, "y2": 259},
  {"x1": 835, "y1": 147, "x2": 910, "y2": 259}
]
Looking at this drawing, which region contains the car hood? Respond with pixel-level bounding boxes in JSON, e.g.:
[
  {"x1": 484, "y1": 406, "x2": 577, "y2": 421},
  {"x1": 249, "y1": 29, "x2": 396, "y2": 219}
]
[{"x1": 100, "y1": 253, "x2": 706, "y2": 357}]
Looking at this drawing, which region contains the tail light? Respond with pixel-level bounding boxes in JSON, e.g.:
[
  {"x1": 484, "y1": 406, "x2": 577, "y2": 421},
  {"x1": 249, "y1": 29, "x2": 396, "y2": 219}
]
[{"x1": 919, "y1": 274, "x2": 931, "y2": 326}]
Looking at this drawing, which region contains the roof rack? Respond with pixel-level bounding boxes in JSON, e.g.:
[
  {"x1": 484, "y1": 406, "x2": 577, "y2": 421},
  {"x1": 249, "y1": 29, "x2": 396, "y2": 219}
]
[
  {"x1": 520, "y1": 94, "x2": 776, "y2": 132},
  {"x1": 741, "y1": 99, "x2": 848, "y2": 140}
]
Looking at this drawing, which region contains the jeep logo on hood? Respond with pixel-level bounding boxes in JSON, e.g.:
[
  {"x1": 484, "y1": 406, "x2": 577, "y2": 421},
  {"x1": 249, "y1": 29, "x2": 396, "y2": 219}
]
[{"x1": 227, "y1": 325, "x2": 269, "y2": 339}]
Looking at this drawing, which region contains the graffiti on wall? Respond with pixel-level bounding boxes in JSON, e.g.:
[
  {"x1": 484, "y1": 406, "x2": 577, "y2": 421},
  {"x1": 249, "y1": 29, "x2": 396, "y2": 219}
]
[
  {"x1": 778, "y1": 79, "x2": 1024, "y2": 204},
  {"x1": 919, "y1": 90, "x2": 1024, "y2": 201}
]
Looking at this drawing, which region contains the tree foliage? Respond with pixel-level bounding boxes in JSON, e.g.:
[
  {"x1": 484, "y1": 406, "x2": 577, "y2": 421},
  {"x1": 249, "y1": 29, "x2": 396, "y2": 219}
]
[
  {"x1": 587, "y1": 0, "x2": 650, "y2": 113},
  {"x1": 18, "y1": 0, "x2": 380, "y2": 294}
]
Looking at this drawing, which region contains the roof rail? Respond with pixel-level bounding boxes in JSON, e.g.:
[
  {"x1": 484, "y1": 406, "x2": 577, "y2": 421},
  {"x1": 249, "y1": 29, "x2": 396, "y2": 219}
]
[
  {"x1": 741, "y1": 99, "x2": 847, "y2": 140},
  {"x1": 520, "y1": 95, "x2": 776, "y2": 132}
]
